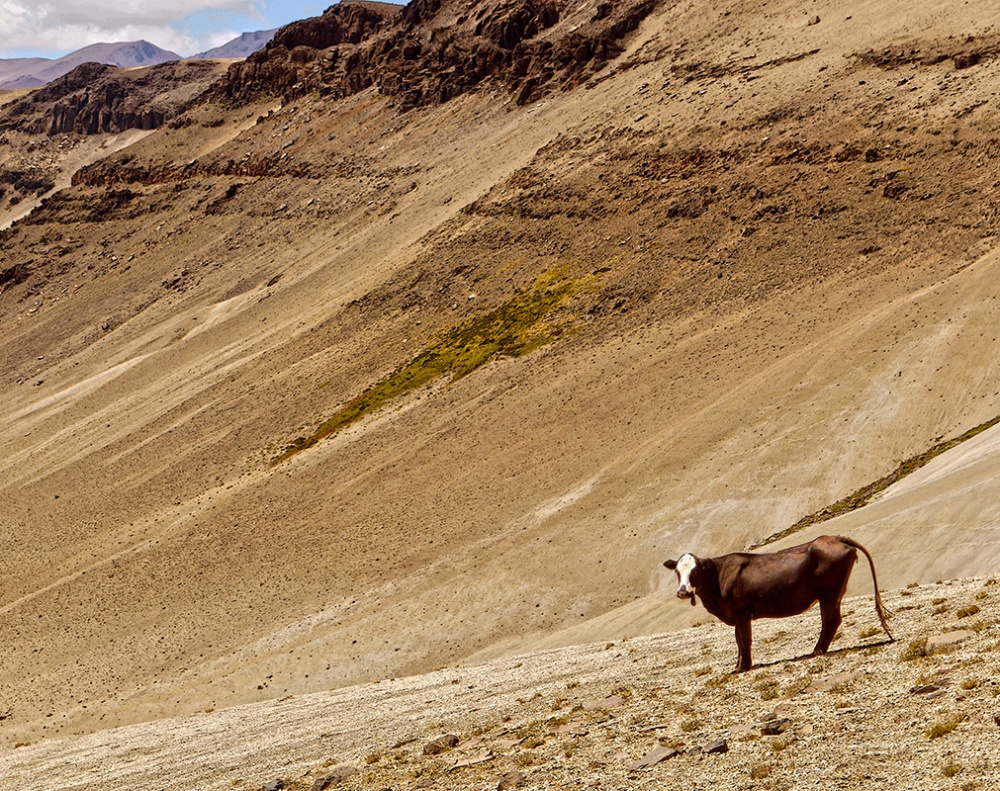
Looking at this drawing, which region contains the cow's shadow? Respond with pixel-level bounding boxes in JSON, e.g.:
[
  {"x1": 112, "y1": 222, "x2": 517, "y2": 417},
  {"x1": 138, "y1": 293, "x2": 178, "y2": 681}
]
[{"x1": 747, "y1": 637, "x2": 895, "y2": 672}]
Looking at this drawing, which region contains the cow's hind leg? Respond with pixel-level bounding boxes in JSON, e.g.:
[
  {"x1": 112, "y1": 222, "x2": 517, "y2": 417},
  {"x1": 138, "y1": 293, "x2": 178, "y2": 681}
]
[
  {"x1": 735, "y1": 618, "x2": 753, "y2": 672},
  {"x1": 813, "y1": 598, "x2": 842, "y2": 655}
]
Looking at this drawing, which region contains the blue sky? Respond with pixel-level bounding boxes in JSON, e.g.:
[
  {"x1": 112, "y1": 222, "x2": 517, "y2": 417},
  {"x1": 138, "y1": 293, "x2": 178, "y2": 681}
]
[{"x1": 0, "y1": 1, "x2": 332, "y2": 60}]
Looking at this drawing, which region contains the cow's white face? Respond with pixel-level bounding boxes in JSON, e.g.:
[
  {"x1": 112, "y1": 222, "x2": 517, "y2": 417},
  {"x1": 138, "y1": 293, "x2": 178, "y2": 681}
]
[{"x1": 673, "y1": 553, "x2": 698, "y2": 604}]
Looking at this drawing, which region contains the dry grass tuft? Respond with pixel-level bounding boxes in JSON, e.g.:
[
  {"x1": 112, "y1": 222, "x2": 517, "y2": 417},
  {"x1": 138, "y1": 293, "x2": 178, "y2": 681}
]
[
  {"x1": 900, "y1": 638, "x2": 929, "y2": 662},
  {"x1": 750, "y1": 763, "x2": 773, "y2": 780},
  {"x1": 925, "y1": 713, "x2": 964, "y2": 740}
]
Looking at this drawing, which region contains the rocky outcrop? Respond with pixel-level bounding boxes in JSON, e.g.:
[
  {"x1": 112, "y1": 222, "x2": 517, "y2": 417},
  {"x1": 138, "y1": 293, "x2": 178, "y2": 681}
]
[
  {"x1": 0, "y1": 60, "x2": 223, "y2": 136},
  {"x1": 217, "y1": 2, "x2": 402, "y2": 104},
  {"x1": 214, "y1": 0, "x2": 661, "y2": 109}
]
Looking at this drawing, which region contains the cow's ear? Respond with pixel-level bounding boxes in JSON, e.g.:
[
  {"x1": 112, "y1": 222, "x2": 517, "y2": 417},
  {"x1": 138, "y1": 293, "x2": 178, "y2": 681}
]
[{"x1": 663, "y1": 559, "x2": 677, "y2": 570}]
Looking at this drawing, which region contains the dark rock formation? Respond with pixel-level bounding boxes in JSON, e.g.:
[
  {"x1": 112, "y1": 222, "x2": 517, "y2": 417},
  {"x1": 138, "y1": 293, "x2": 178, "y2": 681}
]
[
  {"x1": 214, "y1": 0, "x2": 661, "y2": 109},
  {"x1": 0, "y1": 60, "x2": 223, "y2": 136}
]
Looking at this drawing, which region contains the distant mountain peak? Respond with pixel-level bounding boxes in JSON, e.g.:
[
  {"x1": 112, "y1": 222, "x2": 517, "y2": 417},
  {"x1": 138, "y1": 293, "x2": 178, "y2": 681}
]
[
  {"x1": 0, "y1": 30, "x2": 276, "y2": 91},
  {"x1": 195, "y1": 29, "x2": 279, "y2": 60}
]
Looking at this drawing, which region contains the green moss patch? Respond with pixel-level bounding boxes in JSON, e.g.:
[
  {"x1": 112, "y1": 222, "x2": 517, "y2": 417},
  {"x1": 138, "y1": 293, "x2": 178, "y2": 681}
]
[
  {"x1": 752, "y1": 414, "x2": 1000, "y2": 549},
  {"x1": 274, "y1": 268, "x2": 596, "y2": 464}
]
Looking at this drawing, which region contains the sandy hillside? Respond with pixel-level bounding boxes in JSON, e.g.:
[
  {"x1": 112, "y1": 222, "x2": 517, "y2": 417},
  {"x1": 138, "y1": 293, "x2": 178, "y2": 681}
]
[{"x1": 1, "y1": 0, "x2": 999, "y2": 763}]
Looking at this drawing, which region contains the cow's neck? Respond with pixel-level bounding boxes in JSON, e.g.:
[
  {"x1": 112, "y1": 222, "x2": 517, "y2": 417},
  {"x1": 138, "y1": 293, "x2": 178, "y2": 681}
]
[{"x1": 696, "y1": 561, "x2": 736, "y2": 626}]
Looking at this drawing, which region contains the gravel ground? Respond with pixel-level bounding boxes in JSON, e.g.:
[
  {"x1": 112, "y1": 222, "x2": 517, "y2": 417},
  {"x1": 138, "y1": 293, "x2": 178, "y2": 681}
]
[{"x1": 2, "y1": 576, "x2": 998, "y2": 790}]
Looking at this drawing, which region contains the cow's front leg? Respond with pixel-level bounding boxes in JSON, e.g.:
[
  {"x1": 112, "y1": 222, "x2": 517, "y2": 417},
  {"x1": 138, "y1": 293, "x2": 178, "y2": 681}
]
[{"x1": 734, "y1": 618, "x2": 752, "y2": 672}]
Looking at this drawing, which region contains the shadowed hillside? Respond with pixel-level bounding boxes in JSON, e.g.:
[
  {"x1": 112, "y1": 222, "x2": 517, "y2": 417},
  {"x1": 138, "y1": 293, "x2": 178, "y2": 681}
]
[{"x1": 1, "y1": 0, "x2": 999, "y2": 759}]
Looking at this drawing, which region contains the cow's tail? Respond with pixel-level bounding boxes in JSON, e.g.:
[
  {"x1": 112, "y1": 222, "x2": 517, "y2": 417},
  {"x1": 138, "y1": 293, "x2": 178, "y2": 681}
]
[{"x1": 839, "y1": 536, "x2": 893, "y2": 640}]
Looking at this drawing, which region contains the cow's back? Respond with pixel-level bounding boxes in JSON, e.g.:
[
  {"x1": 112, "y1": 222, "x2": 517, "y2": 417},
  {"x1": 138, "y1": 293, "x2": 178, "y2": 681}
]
[{"x1": 719, "y1": 538, "x2": 856, "y2": 619}]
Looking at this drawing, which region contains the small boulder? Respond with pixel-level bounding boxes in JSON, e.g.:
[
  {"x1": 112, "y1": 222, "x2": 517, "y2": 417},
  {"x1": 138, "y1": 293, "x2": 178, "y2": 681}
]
[
  {"x1": 953, "y1": 52, "x2": 981, "y2": 69},
  {"x1": 703, "y1": 738, "x2": 728, "y2": 754},
  {"x1": 626, "y1": 746, "x2": 680, "y2": 770},
  {"x1": 263, "y1": 780, "x2": 286, "y2": 791},
  {"x1": 761, "y1": 718, "x2": 791, "y2": 736},
  {"x1": 423, "y1": 734, "x2": 460, "y2": 755},
  {"x1": 583, "y1": 695, "x2": 625, "y2": 711},
  {"x1": 909, "y1": 683, "x2": 948, "y2": 696},
  {"x1": 497, "y1": 770, "x2": 526, "y2": 790},
  {"x1": 312, "y1": 766, "x2": 357, "y2": 790}
]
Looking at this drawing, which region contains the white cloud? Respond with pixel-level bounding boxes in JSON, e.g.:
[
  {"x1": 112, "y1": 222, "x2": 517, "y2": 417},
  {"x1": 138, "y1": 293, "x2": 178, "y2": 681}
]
[{"x1": 0, "y1": 0, "x2": 263, "y2": 57}]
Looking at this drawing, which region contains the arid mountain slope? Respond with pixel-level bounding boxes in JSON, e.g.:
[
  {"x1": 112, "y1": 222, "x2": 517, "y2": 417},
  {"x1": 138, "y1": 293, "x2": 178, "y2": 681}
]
[{"x1": 1, "y1": 0, "x2": 999, "y2": 752}]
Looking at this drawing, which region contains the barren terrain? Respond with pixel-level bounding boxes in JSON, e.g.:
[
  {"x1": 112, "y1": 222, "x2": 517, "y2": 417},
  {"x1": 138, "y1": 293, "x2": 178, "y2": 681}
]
[
  {"x1": 2, "y1": 578, "x2": 999, "y2": 790},
  {"x1": 1, "y1": 0, "x2": 999, "y2": 784}
]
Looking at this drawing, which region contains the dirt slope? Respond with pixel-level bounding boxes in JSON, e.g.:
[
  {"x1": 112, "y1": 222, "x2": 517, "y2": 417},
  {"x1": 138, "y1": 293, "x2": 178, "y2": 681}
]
[
  {"x1": 1, "y1": 0, "x2": 999, "y2": 754},
  {"x1": 1, "y1": 578, "x2": 998, "y2": 790}
]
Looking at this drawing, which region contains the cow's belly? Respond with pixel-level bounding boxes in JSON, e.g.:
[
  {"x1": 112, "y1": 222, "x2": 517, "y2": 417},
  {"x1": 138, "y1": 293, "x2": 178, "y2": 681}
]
[{"x1": 747, "y1": 587, "x2": 819, "y2": 619}]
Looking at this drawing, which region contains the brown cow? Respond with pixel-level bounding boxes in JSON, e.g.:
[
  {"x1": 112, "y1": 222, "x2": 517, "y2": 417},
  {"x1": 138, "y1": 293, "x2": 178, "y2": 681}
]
[{"x1": 663, "y1": 535, "x2": 892, "y2": 671}]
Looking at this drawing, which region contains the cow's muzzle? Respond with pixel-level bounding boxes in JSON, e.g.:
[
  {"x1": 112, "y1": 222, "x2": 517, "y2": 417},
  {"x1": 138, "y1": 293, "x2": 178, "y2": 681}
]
[{"x1": 676, "y1": 588, "x2": 697, "y2": 606}]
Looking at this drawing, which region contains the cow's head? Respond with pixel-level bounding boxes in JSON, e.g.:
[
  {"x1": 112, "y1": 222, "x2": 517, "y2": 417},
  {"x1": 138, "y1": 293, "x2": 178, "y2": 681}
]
[{"x1": 663, "y1": 553, "x2": 700, "y2": 606}]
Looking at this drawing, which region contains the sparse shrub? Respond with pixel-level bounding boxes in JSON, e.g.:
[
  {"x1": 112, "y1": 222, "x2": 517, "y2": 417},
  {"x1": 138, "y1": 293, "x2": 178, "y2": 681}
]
[
  {"x1": 750, "y1": 763, "x2": 772, "y2": 780},
  {"x1": 769, "y1": 736, "x2": 794, "y2": 753},
  {"x1": 828, "y1": 677, "x2": 856, "y2": 695},
  {"x1": 932, "y1": 597, "x2": 948, "y2": 606},
  {"x1": 783, "y1": 678, "x2": 812, "y2": 697},
  {"x1": 522, "y1": 734, "x2": 546, "y2": 749},
  {"x1": 975, "y1": 591, "x2": 989, "y2": 601},
  {"x1": 756, "y1": 678, "x2": 780, "y2": 700},
  {"x1": 960, "y1": 678, "x2": 978, "y2": 690},
  {"x1": 956, "y1": 604, "x2": 980, "y2": 618},
  {"x1": 942, "y1": 763, "x2": 962, "y2": 778},
  {"x1": 900, "y1": 638, "x2": 928, "y2": 661},
  {"x1": 365, "y1": 752, "x2": 382, "y2": 764},
  {"x1": 694, "y1": 665, "x2": 712, "y2": 677},
  {"x1": 925, "y1": 713, "x2": 964, "y2": 740},
  {"x1": 680, "y1": 718, "x2": 702, "y2": 733},
  {"x1": 860, "y1": 627, "x2": 881, "y2": 638},
  {"x1": 705, "y1": 674, "x2": 733, "y2": 689}
]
